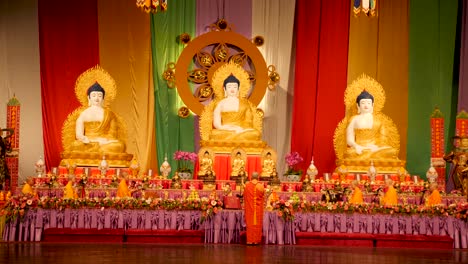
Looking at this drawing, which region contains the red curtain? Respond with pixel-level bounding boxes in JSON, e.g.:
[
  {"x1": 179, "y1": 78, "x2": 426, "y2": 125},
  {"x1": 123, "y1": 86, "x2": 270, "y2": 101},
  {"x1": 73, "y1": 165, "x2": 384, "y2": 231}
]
[
  {"x1": 39, "y1": 0, "x2": 100, "y2": 170},
  {"x1": 291, "y1": 0, "x2": 350, "y2": 176}
]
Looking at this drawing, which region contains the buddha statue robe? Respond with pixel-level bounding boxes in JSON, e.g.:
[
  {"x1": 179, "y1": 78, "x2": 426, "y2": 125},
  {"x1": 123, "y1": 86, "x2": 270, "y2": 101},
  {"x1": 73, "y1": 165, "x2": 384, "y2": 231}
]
[
  {"x1": 210, "y1": 98, "x2": 261, "y2": 141},
  {"x1": 71, "y1": 109, "x2": 125, "y2": 153},
  {"x1": 345, "y1": 113, "x2": 398, "y2": 160}
]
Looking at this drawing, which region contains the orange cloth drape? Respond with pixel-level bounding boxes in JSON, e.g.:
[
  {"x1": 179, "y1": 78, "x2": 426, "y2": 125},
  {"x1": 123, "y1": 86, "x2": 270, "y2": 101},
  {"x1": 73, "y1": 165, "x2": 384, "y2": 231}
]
[
  {"x1": 98, "y1": 0, "x2": 156, "y2": 172},
  {"x1": 347, "y1": 0, "x2": 409, "y2": 159},
  {"x1": 244, "y1": 180, "x2": 265, "y2": 244}
]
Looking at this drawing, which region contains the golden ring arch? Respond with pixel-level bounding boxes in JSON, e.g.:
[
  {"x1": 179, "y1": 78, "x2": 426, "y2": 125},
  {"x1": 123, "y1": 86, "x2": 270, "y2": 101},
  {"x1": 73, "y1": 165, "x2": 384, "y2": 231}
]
[{"x1": 175, "y1": 30, "x2": 268, "y2": 116}]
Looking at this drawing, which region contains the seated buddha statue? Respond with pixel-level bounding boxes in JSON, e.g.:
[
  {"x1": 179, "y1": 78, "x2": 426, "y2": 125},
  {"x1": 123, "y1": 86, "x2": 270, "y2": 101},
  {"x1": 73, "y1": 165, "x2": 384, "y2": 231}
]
[
  {"x1": 261, "y1": 150, "x2": 276, "y2": 178},
  {"x1": 334, "y1": 74, "x2": 405, "y2": 173},
  {"x1": 231, "y1": 150, "x2": 246, "y2": 177},
  {"x1": 200, "y1": 62, "x2": 266, "y2": 153},
  {"x1": 198, "y1": 149, "x2": 214, "y2": 176},
  {"x1": 60, "y1": 66, "x2": 133, "y2": 167}
]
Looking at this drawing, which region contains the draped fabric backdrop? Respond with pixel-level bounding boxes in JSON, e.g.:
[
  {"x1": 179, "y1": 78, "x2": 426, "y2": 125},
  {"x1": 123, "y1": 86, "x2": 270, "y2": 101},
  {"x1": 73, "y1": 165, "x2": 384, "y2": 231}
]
[
  {"x1": 0, "y1": 0, "x2": 43, "y2": 182},
  {"x1": 291, "y1": 0, "x2": 351, "y2": 175},
  {"x1": 38, "y1": 0, "x2": 100, "y2": 171},
  {"x1": 253, "y1": 0, "x2": 296, "y2": 175},
  {"x1": 97, "y1": 0, "x2": 157, "y2": 171},
  {"x1": 408, "y1": 0, "x2": 459, "y2": 177},
  {"x1": 347, "y1": 0, "x2": 409, "y2": 160},
  {"x1": 151, "y1": 0, "x2": 196, "y2": 175},
  {"x1": 459, "y1": 0, "x2": 468, "y2": 111}
]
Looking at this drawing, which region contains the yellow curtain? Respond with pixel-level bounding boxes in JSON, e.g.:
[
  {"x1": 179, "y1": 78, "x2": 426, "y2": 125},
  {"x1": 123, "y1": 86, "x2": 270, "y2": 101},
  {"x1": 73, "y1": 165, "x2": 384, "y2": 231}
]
[
  {"x1": 97, "y1": 0, "x2": 156, "y2": 171},
  {"x1": 347, "y1": 0, "x2": 409, "y2": 159}
]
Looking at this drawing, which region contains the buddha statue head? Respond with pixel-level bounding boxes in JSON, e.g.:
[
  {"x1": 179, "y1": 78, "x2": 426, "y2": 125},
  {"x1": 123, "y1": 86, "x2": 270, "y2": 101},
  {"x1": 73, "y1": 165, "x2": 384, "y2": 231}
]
[
  {"x1": 223, "y1": 74, "x2": 240, "y2": 98},
  {"x1": 87, "y1": 82, "x2": 105, "y2": 107},
  {"x1": 356, "y1": 90, "x2": 374, "y2": 114}
]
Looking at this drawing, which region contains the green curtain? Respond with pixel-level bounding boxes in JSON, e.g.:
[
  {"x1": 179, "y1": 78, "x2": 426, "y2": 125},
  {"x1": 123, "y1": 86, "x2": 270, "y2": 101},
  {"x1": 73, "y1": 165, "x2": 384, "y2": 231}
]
[
  {"x1": 407, "y1": 0, "x2": 459, "y2": 178},
  {"x1": 151, "y1": 0, "x2": 195, "y2": 177}
]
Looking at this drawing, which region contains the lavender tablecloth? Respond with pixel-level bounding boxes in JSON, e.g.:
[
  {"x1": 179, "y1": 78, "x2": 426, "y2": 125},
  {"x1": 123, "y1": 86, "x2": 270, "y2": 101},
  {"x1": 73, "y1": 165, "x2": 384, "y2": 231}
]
[{"x1": 294, "y1": 212, "x2": 468, "y2": 248}]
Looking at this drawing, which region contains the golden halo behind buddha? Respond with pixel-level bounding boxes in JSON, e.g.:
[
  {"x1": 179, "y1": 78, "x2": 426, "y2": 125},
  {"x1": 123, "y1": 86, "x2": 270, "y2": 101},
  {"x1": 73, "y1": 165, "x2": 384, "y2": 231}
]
[
  {"x1": 344, "y1": 74, "x2": 385, "y2": 115},
  {"x1": 211, "y1": 62, "x2": 251, "y2": 99},
  {"x1": 75, "y1": 65, "x2": 117, "y2": 107}
]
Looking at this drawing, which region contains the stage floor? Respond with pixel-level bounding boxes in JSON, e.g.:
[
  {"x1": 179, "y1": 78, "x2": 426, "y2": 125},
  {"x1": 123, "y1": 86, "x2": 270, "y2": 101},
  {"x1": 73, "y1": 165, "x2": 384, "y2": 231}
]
[{"x1": 0, "y1": 243, "x2": 466, "y2": 264}]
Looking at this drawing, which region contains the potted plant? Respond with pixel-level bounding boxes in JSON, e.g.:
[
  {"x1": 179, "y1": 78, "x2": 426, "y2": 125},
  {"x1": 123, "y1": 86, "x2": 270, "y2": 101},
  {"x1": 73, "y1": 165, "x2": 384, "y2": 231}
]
[
  {"x1": 173, "y1": 150, "x2": 197, "y2": 179},
  {"x1": 284, "y1": 151, "x2": 303, "y2": 182}
]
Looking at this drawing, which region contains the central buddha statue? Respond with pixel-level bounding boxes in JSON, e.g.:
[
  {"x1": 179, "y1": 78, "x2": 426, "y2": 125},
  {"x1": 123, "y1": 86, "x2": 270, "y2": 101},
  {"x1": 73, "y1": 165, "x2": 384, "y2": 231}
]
[
  {"x1": 334, "y1": 74, "x2": 405, "y2": 173},
  {"x1": 60, "y1": 66, "x2": 133, "y2": 167},
  {"x1": 200, "y1": 62, "x2": 266, "y2": 153}
]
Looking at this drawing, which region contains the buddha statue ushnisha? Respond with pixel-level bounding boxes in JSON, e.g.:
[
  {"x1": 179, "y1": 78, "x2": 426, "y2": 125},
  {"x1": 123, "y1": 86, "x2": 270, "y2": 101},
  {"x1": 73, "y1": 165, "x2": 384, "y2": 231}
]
[
  {"x1": 199, "y1": 62, "x2": 267, "y2": 153},
  {"x1": 334, "y1": 74, "x2": 405, "y2": 173},
  {"x1": 60, "y1": 66, "x2": 133, "y2": 167}
]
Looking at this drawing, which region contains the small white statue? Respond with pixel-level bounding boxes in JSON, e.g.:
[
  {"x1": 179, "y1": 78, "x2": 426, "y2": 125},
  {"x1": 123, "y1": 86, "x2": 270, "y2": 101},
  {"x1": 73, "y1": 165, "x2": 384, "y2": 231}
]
[
  {"x1": 426, "y1": 161, "x2": 438, "y2": 183},
  {"x1": 306, "y1": 158, "x2": 318, "y2": 181},
  {"x1": 35, "y1": 156, "x2": 45, "y2": 178},
  {"x1": 160, "y1": 156, "x2": 171, "y2": 179},
  {"x1": 367, "y1": 160, "x2": 376, "y2": 182},
  {"x1": 99, "y1": 155, "x2": 109, "y2": 177}
]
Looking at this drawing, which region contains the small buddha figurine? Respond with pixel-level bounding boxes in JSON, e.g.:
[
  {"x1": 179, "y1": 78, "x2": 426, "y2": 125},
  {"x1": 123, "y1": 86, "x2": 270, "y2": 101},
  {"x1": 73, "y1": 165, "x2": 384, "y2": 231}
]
[
  {"x1": 171, "y1": 171, "x2": 182, "y2": 189},
  {"x1": 231, "y1": 152, "x2": 245, "y2": 177},
  {"x1": 198, "y1": 151, "x2": 213, "y2": 176},
  {"x1": 160, "y1": 156, "x2": 171, "y2": 179},
  {"x1": 261, "y1": 152, "x2": 276, "y2": 177},
  {"x1": 348, "y1": 180, "x2": 363, "y2": 204},
  {"x1": 382, "y1": 179, "x2": 398, "y2": 206},
  {"x1": 302, "y1": 174, "x2": 314, "y2": 192},
  {"x1": 270, "y1": 167, "x2": 281, "y2": 186},
  {"x1": 66, "y1": 162, "x2": 77, "y2": 176},
  {"x1": 63, "y1": 176, "x2": 78, "y2": 199}
]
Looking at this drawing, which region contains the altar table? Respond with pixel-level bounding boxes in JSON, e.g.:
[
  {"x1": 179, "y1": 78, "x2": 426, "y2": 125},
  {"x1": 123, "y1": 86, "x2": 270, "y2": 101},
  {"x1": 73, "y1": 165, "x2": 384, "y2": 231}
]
[{"x1": 3, "y1": 208, "x2": 467, "y2": 248}]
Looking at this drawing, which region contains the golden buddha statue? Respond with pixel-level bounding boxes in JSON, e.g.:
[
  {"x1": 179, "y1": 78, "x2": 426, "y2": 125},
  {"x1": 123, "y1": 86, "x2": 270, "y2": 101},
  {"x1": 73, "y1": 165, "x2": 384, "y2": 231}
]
[
  {"x1": 260, "y1": 148, "x2": 277, "y2": 178},
  {"x1": 198, "y1": 148, "x2": 214, "y2": 176},
  {"x1": 200, "y1": 62, "x2": 267, "y2": 153},
  {"x1": 444, "y1": 136, "x2": 468, "y2": 196},
  {"x1": 334, "y1": 74, "x2": 405, "y2": 173},
  {"x1": 231, "y1": 149, "x2": 246, "y2": 177},
  {"x1": 60, "y1": 66, "x2": 133, "y2": 167}
]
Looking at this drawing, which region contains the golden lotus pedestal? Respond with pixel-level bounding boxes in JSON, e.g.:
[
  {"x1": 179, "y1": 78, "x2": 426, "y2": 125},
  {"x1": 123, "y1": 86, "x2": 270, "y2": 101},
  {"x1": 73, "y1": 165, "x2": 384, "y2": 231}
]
[
  {"x1": 200, "y1": 139, "x2": 267, "y2": 154},
  {"x1": 60, "y1": 151, "x2": 133, "y2": 167},
  {"x1": 336, "y1": 158, "x2": 406, "y2": 174}
]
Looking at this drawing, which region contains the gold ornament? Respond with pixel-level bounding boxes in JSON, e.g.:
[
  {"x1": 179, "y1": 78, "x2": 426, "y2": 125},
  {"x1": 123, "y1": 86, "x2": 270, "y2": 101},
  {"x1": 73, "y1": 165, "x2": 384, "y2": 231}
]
[{"x1": 178, "y1": 106, "x2": 190, "y2": 118}]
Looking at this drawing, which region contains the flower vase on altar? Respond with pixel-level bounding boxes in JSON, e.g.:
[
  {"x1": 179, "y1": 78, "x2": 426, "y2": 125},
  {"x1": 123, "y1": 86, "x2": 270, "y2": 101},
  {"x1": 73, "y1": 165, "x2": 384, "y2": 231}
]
[
  {"x1": 284, "y1": 151, "x2": 303, "y2": 182},
  {"x1": 173, "y1": 150, "x2": 197, "y2": 180}
]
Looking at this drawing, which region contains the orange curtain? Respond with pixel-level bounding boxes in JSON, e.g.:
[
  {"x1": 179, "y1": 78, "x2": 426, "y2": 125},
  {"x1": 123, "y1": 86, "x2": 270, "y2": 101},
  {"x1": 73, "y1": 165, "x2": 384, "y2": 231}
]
[
  {"x1": 347, "y1": 0, "x2": 409, "y2": 159},
  {"x1": 97, "y1": 0, "x2": 156, "y2": 171}
]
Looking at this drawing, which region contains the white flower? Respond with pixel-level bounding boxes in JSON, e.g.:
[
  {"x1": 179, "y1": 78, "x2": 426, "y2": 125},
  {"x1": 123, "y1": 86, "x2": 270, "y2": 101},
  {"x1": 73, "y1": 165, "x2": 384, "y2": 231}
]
[
  {"x1": 26, "y1": 199, "x2": 33, "y2": 205},
  {"x1": 101, "y1": 207, "x2": 105, "y2": 211},
  {"x1": 285, "y1": 201, "x2": 291, "y2": 207},
  {"x1": 211, "y1": 200, "x2": 217, "y2": 206}
]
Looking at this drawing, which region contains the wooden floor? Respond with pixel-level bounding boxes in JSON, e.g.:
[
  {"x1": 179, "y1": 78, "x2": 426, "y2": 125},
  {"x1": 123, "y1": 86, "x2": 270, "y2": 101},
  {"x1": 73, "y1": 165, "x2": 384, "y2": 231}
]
[{"x1": 1, "y1": 243, "x2": 467, "y2": 264}]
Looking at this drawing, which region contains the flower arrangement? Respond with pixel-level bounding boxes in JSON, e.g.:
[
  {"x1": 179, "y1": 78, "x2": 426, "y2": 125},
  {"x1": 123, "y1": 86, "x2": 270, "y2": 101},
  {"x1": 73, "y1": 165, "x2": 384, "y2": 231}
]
[
  {"x1": 273, "y1": 199, "x2": 297, "y2": 221},
  {"x1": 173, "y1": 150, "x2": 197, "y2": 173},
  {"x1": 285, "y1": 151, "x2": 303, "y2": 175},
  {"x1": 0, "y1": 194, "x2": 225, "y2": 224}
]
